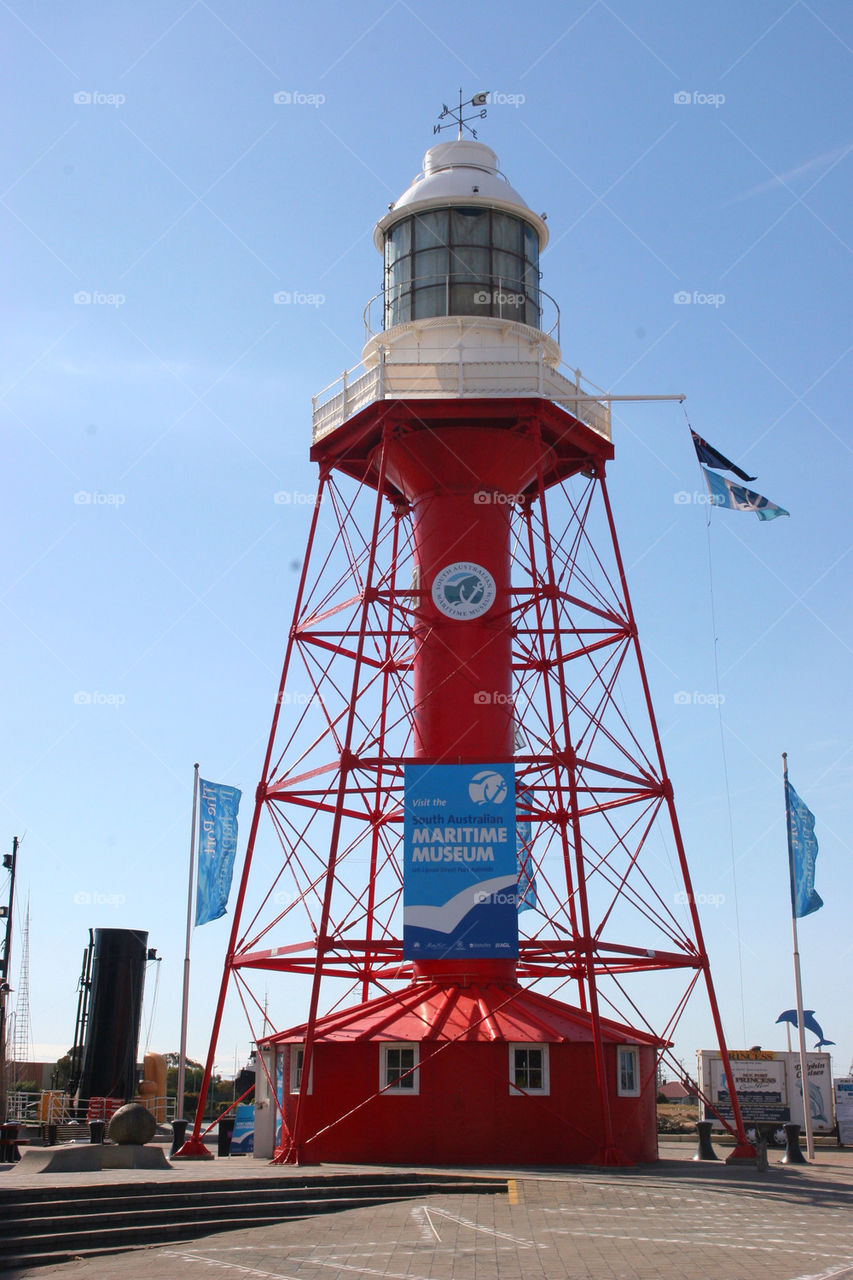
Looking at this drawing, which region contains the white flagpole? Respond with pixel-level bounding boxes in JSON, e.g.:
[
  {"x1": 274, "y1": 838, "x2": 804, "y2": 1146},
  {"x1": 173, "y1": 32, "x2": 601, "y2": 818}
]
[
  {"x1": 783, "y1": 752, "x2": 815, "y2": 1161},
  {"x1": 177, "y1": 763, "x2": 200, "y2": 1121}
]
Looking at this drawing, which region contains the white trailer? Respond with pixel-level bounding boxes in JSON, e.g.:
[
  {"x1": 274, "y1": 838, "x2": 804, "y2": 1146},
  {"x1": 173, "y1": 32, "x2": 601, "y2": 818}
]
[{"x1": 697, "y1": 1049, "x2": 834, "y2": 1135}]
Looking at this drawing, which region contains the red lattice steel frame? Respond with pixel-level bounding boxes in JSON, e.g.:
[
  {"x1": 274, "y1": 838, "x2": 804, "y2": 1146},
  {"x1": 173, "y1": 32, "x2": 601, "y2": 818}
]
[{"x1": 180, "y1": 401, "x2": 752, "y2": 1160}]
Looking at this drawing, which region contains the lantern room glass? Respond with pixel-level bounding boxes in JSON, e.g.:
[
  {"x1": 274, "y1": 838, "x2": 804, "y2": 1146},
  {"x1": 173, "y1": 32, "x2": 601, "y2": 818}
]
[{"x1": 384, "y1": 206, "x2": 541, "y2": 329}]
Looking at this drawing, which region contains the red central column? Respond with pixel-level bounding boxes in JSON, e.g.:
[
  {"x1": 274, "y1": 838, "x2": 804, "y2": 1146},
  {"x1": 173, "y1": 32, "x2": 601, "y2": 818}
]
[
  {"x1": 410, "y1": 486, "x2": 514, "y2": 760},
  {"x1": 383, "y1": 418, "x2": 545, "y2": 984}
]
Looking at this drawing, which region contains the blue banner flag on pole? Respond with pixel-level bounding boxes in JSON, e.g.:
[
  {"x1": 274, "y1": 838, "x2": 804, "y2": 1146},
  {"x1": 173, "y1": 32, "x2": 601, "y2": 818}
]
[
  {"x1": 702, "y1": 467, "x2": 789, "y2": 521},
  {"x1": 786, "y1": 780, "x2": 823, "y2": 918},
  {"x1": 195, "y1": 778, "x2": 242, "y2": 926}
]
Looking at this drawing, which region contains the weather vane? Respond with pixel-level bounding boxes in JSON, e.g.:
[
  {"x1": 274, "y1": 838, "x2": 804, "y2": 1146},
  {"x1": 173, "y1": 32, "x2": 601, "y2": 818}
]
[{"x1": 434, "y1": 88, "x2": 489, "y2": 141}]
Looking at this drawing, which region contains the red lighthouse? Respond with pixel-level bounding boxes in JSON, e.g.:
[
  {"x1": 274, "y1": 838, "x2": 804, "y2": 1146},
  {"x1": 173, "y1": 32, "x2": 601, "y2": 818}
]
[{"x1": 182, "y1": 114, "x2": 753, "y2": 1166}]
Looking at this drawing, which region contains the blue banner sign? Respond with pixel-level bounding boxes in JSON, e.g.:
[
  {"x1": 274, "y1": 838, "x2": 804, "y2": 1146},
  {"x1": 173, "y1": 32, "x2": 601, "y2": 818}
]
[
  {"x1": 231, "y1": 1103, "x2": 254, "y2": 1154},
  {"x1": 275, "y1": 1054, "x2": 283, "y2": 1147},
  {"x1": 403, "y1": 763, "x2": 518, "y2": 959},
  {"x1": 195, "y1": 778, "x2": 242, "y2": 926}
]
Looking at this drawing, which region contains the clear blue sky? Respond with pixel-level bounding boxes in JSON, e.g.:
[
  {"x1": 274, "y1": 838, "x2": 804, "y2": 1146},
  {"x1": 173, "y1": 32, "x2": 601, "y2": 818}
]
[{"x1": 2, "y1": 0, "x2": 851, "y2": 1085}]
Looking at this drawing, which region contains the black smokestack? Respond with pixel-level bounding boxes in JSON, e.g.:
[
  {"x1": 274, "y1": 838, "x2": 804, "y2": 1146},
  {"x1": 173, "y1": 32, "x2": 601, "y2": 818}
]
[{"x1": 77, "y1": 928, "x2": 148, "y2": 1103}]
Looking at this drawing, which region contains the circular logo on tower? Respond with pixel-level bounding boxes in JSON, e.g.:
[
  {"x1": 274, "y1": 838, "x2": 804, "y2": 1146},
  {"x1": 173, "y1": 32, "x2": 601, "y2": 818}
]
[{"x1": 431, "y1": 561, "x2": 496, "y2": 620}]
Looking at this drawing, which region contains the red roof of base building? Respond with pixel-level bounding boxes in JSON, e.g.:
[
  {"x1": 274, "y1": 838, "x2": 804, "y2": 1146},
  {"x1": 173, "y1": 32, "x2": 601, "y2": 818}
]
[{"x1": 261, "y1": 980, "x2": 667, "y2": 1048}]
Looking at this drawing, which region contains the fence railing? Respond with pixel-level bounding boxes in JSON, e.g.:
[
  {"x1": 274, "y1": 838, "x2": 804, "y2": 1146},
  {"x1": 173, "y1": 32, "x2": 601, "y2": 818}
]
[{"x1": 5, "y1": 1090, "x2": 177, "y2": 1125}]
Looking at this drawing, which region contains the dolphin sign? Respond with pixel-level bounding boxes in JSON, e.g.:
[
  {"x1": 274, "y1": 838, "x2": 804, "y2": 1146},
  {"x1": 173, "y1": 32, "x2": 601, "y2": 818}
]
[{"x1": 777, "y1": 1008, "x2": 835, "y2": 1048}]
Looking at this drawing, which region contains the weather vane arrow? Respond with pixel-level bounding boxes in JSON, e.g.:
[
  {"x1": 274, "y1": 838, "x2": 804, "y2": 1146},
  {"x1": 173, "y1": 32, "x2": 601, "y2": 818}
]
[{"x1": 435, "y1": 88, "x2": 489, "y2": 140}]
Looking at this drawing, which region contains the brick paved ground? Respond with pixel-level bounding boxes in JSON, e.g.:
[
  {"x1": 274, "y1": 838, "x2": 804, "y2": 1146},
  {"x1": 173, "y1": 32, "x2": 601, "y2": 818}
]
[{"x1": 8, "y1": 1143, "x2": 853, "y2": 1280}]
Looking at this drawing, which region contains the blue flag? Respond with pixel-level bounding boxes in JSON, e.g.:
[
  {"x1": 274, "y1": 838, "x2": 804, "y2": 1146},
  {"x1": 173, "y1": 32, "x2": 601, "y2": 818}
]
[
  {"x1": 703, "y1": 467, "x2": 789, "y2": 521},
  {"x1": 196, "y1": 778, "x2": 242, "y2": 925},
  {"x1": 786, "y1": 780, "x2": 823, "y2": 918}
]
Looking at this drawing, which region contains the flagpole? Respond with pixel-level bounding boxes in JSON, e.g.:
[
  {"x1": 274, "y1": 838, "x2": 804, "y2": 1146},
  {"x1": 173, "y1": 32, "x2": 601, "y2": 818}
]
[
  {"x1": 783, "y1": 751, "x2": 815, "y2": 1161},
  {"x1": 177, "y1": 763, "x2": 200, "y2": 1121}
]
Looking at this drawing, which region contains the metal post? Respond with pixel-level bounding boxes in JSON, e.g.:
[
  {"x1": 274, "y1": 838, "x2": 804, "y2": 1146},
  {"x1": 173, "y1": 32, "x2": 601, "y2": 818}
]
[
  {"x1": 536, "y1": 463, "x2": 617, "y2": 1161},
  {"x1": 783, "y1": 752, "x2": 815, "y2": 1161},
  {"x1": 178, "y1": 469, "x2": 333, "y2": 1158},
  {"x1": 177, "y1": 764, "x2": 200, "y2": 1121},
  {"x1": 598, "y1": 477, "x2": 755, "y2": 1161},
  {"x1": 0, "y1": 837, "x2": 19, "y2": 1124},
  {"x1": 285, "y1": 433, "x2": 393, "y2": 1164},
  {"x1": 782, "y1": 1121, "x2": 808, "y2": 1165},
  {"x1": 693, "y1": 1120, "x2": 719, "y2": 1161}
]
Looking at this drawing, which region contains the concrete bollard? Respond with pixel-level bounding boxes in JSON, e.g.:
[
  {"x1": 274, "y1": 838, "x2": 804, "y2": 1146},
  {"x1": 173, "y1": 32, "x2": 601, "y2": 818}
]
[
  {"x1": 781, "y1": 1122, "x2": 808, "y2": 1164},
  {"x1": 693, "y1": 1120, "x2": 719, "y2": 1161}
]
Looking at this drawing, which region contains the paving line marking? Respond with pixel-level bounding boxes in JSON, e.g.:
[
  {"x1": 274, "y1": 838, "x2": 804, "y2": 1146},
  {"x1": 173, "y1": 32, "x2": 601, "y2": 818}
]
[
  {"x1": 161, "y1": 1251, "x2": 303, "y2": 1280},
  {"x1": 791, "y1": 1266, "x2": 853, "y2": 1280},
  {"x1": 423, "y1": 1206, "x2": 545, "y2": 1248},
  {"x1": 284, "y1": 1259, "x2": 433, "y2": 1280},
  {"x1": 293, "y1": 1246, "x2": 520, "y2": 1264},
  {"x1": 538, "y1": 1230, "x2": 853, "y2": 1263},
  {"x1": 576, "y1": 1179, "x2": 781, "y2": 1199},
  {"x1": 202, "y1": 1242, "x2": 512, "y2": 1260},
  {"x1": 203, "y1": 1244, "x2": 389, "y2": 1254},
  {"x1": 507, "y1": 1177, "x2": 519, "y2": 1204},
  {"x1": 543, "y1": 1218, "x2": 848, "y2": 1248},
  {"x1": 542, "y1": 1205, "x2": 712, "y2": 1215},
  {"x1": 411, "y1": 1204, "x2": 441, "y2": 1242}
]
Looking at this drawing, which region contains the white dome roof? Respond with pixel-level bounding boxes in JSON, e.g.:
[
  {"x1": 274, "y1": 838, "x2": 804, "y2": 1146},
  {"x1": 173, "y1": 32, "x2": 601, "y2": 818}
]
[{"x1": 374, "y1": 140, "x2": 548, "y2": 251}]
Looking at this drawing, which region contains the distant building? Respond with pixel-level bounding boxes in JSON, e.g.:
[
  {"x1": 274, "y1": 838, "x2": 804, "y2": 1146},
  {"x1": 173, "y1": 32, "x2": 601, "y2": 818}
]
[
  {"x1": 8, "y1": 1061, "x2": 55, "y2": 1090},
  {"x1": 659, "y1": 1080, "x2": 695, "y2": 1102}
]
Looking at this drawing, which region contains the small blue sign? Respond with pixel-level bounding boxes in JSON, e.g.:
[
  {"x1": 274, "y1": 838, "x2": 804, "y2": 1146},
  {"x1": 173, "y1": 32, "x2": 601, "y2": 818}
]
[
  {"x1": 403, "y1": 763, "x2": 518, "y2": 959},
  {"x1": 231, "y1": 1103, "x2": 254, "y2": 1154},
  {"x1": 275, "y1": 1055, "x2": 283, "y2": 1147}
]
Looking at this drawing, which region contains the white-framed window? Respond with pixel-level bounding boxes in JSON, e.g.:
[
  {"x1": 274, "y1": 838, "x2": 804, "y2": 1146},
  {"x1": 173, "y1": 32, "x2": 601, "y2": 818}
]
[
  {"x1": 509, "y1": 1043, "x2": 549, "y2": 1095},
  {"x1": 289, "y1": 1044, "x2": 313, "y2": 1094},
  {"x1": 380, "y1": 1042, "x2": 419, "y2": 1094},
  {"x1": 617, "y1": 1045, "x2": 640, "y2": 1097}
]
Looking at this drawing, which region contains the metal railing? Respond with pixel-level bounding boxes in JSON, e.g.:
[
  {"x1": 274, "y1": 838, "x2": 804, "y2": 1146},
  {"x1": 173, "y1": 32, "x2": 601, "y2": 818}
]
[
  {"x1": 6, "y1": 1090, "x2": 71, "y2": 1123},
  {"x1": 362, "y1": 273, "x2": 560, "y2": 343},
  {"x1": 311, "y1": 352, "x2": 612, "y2": 444},
  {"x1": 5, "y1": 1090, "x2": 177, "y2": 1125}
]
